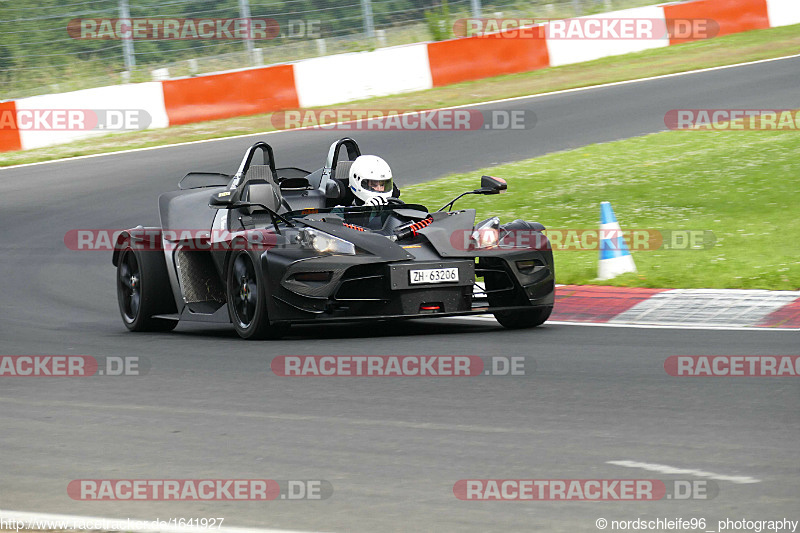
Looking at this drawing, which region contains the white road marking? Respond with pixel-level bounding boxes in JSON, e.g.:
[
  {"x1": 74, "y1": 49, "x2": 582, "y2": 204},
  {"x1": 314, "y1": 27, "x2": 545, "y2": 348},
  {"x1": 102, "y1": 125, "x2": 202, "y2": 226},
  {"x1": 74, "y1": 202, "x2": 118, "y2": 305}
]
[
  {"x1": 0, "y1": 510, "x2": 325, "y2": 533},
  {"x1": 1, "y1": 53, "x2": 799, "y2": 171},
  {"x1": 606, "y1": 460, "x2": 761, "y2": 484},
  {"x1": 449, "y1": 315, "x2": 800, "y2": 331},
  {"x1": 0, "y1": 396, "x2": 560, "y2": 435}
]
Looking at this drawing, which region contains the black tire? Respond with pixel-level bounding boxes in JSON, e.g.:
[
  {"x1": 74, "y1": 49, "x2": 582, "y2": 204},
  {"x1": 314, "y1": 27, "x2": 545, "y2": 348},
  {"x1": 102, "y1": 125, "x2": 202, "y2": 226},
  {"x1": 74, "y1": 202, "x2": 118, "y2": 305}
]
[
  {"x1": 116, "y1": 246, "x2": 178, "y2": 332},
  {"x1": 493, "y1": 306, "x2": 552, "y2": 329},
  {"x1": 226, "y1": 250, "x2": 289, "y2": 340}
]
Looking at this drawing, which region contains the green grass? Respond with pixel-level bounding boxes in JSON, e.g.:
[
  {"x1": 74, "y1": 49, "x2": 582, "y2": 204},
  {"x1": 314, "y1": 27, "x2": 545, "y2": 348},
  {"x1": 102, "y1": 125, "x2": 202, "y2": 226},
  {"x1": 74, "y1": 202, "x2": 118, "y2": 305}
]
[
  {"x1": 401, "y1": 129, "x2": 800, "y2": 290},
  {"x1": 1, "y1": 24, "x2": 799, "y2": 167}
]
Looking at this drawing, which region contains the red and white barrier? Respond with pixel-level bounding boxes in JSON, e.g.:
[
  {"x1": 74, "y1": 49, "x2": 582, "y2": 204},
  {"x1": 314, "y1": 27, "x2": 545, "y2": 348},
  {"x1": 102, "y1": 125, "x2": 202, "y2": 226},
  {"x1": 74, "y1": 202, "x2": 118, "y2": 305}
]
[
  {"x1": 0, "y1": 0, "x2": 795, "y2": 152},
  {"x1": 765, "y1": 0, "x2": 800, "y2": 26},
  {"x1": 545, "y1": 6, "x2": 670, "y2": 67},
  {"x1": 294, "y1": 44, "x2": 432, "y2": 107},
  {"x1": 427, "y1": 25, "x2": 550, "y2": 86},
  {"x1": 663, "y1": 0, "x2": 770, "y2": 45},
  {"x1": 162, "y1": 64, "x2": 297, "y2": 125},
  {"x1": 0, "y1": 101, "x2": 21, "y2": 151},
  {"x1": 13, "y1": 82, "x2": 168, "y2": 150}
]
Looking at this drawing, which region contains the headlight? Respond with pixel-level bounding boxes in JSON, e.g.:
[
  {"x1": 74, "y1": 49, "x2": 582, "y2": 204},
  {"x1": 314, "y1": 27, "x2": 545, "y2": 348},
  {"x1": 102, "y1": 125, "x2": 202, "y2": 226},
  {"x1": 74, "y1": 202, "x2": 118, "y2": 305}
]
[
  {"x1": 298, "y1": 228, "x2": 356, "y2": 255},
  {"x1": 470, "y1": 217, "x2": 500, "y2": 249}
]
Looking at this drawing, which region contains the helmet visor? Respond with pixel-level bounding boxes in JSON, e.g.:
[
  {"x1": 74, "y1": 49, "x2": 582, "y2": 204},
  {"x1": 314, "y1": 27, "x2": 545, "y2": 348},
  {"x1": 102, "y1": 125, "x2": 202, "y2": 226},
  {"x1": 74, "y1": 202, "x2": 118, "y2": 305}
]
[{"x1": 361, "y1": 177, "x2": 393, "y2": 194}]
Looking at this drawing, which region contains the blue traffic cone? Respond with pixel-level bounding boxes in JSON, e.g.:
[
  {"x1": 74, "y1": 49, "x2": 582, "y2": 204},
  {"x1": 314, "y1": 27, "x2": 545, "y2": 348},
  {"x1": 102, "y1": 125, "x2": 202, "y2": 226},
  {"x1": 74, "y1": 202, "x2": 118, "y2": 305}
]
[{"x1": 598, "y1": 201, "x2": 636, "y2": 280}]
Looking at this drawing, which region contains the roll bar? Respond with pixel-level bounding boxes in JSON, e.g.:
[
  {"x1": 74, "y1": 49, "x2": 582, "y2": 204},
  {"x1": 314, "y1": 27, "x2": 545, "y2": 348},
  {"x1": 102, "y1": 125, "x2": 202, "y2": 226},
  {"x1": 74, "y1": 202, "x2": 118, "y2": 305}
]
[
  {"x1": 320, "y1": 137, "x2": 362, "y2": 187},
  {"x1": 230, "y1": 141, "x2": 279, "y2": 190}
]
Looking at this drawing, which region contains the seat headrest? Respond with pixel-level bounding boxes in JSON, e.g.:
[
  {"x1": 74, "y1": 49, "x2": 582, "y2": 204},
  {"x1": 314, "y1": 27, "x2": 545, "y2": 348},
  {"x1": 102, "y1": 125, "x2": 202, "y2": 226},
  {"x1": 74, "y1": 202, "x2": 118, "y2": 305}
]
[
  {"x1": 333, "y1": 160, "x2": 354, "y2": 182},
  {"x1": 245, "y1": 164, "x2": 274, "y2": 183}
]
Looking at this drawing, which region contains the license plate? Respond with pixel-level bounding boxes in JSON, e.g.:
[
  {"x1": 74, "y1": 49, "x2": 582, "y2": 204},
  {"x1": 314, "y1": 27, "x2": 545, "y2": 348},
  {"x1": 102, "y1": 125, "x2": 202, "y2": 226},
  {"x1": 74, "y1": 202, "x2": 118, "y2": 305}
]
[{"x1": 409, "y1": 268, "x2": 459, "y2": 285}]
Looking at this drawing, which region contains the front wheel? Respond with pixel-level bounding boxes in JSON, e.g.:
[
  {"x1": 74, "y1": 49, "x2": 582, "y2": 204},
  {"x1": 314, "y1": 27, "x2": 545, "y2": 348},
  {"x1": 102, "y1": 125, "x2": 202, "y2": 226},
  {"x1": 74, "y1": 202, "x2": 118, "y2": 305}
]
[
  {"x1": 226, "y1": 250, "x2": 289, "y2": 340},
  {"x1": 493, "y1": 306, "x2": 552, "y2": 329},
  {"x1": 116, "y1": 247, "x2": 178, "y2": 332}
]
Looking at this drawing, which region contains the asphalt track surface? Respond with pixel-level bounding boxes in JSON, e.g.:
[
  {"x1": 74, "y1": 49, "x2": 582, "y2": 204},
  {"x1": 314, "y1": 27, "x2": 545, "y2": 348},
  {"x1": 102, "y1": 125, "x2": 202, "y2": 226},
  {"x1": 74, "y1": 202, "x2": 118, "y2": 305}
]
[{"x1": 1, "y1": 57, "x2": 798, "y2": 531}]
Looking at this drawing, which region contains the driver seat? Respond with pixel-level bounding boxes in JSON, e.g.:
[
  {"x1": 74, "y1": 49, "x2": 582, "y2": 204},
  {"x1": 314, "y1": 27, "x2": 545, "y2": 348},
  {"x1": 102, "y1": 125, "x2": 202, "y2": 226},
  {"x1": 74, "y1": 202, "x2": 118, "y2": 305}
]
[
  {"x1": 243, "y1": 165, "x2": 283, "y2": 214},
  {"x1": 243, "y1": 181, "x2": 281, "y2": 214},
  {"x1": 326, "y1": 160, "x2": 355, "y2": 206}
]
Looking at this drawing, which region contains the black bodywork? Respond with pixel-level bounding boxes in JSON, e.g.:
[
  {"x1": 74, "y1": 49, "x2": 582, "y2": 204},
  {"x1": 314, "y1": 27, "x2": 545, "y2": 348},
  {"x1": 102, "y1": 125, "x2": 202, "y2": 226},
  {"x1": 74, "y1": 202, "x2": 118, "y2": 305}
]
[{"x1": 113, "y1": 138, "x2": 555, "y2": 337}]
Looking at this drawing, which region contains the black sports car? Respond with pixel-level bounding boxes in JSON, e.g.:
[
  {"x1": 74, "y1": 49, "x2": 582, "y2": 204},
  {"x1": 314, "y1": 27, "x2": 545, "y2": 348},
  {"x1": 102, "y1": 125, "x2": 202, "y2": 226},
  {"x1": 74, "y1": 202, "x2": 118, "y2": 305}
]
[{"x1": 113, "y1": 138, "x2": 555, "y2": 339}]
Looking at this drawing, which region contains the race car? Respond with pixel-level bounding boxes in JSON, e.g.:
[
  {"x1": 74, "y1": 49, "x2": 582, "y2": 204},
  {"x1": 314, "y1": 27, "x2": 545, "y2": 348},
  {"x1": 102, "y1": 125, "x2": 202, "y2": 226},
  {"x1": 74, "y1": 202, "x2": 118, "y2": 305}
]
[{"x1": 113, "y1": 138, "x2": 555, "y2": 339}]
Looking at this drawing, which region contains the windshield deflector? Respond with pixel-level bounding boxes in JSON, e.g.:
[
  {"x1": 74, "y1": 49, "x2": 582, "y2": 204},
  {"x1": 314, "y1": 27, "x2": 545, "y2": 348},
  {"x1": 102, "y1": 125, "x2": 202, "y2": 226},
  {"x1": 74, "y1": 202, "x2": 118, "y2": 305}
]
[{"x1": 178, "y1": 172, "x2": 232, "y2": 190}]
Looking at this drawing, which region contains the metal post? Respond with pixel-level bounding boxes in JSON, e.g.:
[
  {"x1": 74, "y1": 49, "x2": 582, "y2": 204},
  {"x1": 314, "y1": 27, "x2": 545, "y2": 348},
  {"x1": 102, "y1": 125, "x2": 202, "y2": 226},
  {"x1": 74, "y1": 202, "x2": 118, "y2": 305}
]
[
  {"x1": 361, "y1": 0, "x2": 375, "y2": 38},
  {"x1": 253, "y1": 48, "x2": 264, "y2": 66},
  {"x1": 470, "y1": 0, "x2": 482, "y2": 19},
  {"x1": 119, "y1": 0, "x2": 135, "y2": 71},
  {"x1": 239, "y1": 0, "x2": 255, "y2": 65}
]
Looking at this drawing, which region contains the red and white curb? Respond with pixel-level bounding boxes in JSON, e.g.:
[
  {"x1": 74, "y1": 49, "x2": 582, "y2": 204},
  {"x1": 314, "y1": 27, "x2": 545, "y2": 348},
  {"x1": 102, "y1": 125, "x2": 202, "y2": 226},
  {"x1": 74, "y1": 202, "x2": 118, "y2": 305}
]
[
  {"x1": 609, "y1": 288, "x2": 800, "y2": 327},
  {"x1": 552, "y1": 285, "x2": 800, "y2": 329},
  {"x1": 466, "y1": 285, "x2": 800, "y2": 330}
]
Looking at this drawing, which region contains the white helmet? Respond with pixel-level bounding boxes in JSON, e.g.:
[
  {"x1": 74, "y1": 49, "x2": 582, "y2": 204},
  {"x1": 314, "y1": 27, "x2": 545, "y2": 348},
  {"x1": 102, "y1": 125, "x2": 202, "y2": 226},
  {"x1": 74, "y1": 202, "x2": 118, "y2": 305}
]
[{"x1": 349, "y1": 155, "x2": 393, "y2": 205}]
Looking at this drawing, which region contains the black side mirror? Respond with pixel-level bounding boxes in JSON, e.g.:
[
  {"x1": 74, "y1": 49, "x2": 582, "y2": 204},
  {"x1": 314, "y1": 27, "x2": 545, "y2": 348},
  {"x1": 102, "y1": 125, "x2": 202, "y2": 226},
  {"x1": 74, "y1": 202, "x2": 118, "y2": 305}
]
[
  {"x1": 209, "y1": 190, "x2": 234, "y2": 208},
  {"x1": 479, "y1": 175, "x2": 507, "y2": 194},
  {"x1": 437, "y1": 175, "x2": 507, "y2": 212}
]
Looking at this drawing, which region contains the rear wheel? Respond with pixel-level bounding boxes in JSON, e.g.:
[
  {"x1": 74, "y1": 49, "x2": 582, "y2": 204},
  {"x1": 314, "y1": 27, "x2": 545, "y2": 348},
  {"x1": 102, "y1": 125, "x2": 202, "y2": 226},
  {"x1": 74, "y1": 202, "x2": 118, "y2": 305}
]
[
  {"x1": 117, "y1": 247, "x2": 178, "y2": 332},
  {"x1": 226, "y1": 250, "x2": 289, "y2": 340},
  {"x1": 493, "y1": 306, "x2": 552, "y2": 329}
]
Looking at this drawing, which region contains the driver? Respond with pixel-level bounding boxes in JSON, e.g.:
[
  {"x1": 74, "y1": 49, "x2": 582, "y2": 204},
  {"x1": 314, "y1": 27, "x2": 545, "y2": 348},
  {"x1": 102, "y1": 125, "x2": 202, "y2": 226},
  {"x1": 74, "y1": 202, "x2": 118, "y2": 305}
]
[{"x1": 348, "y1": 155, "x2": 395, "y2": 206}]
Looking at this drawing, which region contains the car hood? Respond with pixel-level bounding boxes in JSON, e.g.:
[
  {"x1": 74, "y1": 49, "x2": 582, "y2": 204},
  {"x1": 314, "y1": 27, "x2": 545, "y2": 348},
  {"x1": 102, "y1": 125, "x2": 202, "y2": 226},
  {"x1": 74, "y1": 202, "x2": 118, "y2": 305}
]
[{"x1": 300, "y1": 209, "x2": 478, "y2": 260}]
